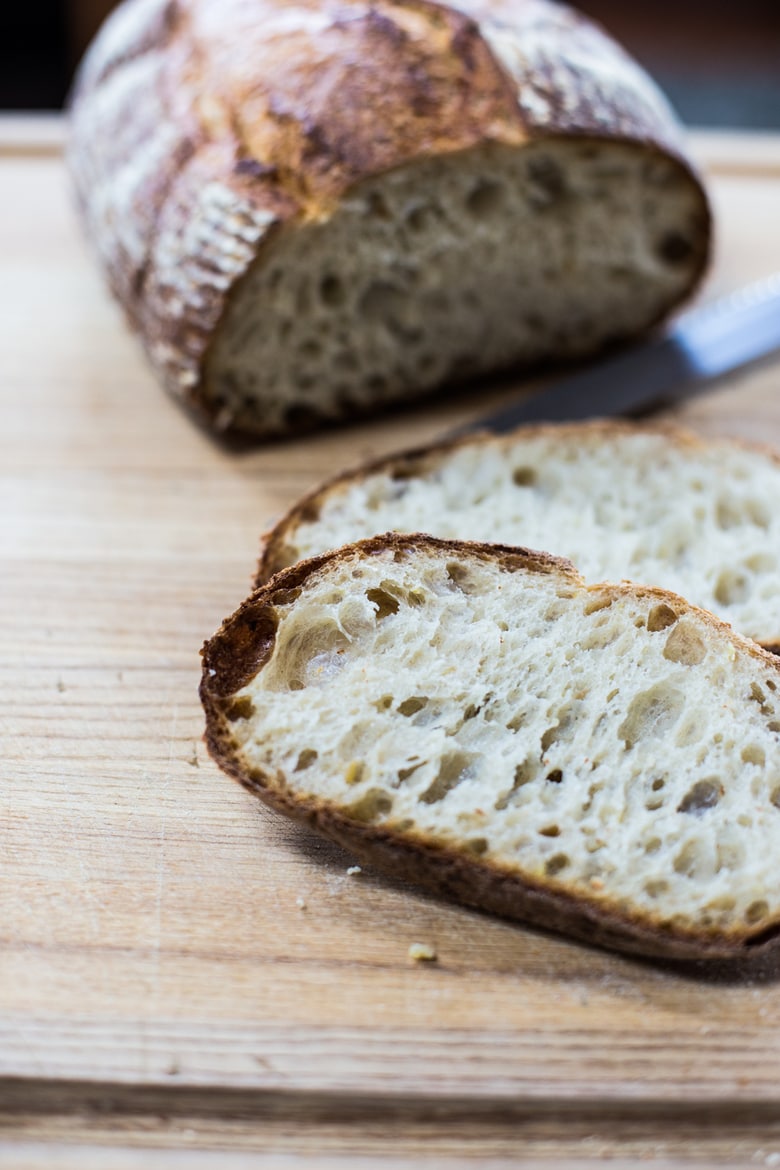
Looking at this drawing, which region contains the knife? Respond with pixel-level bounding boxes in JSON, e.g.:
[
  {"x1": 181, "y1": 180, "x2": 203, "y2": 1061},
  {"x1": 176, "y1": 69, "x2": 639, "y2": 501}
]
[{"x1": 463, "y1": 273, "x2": 780, "y2": 434}]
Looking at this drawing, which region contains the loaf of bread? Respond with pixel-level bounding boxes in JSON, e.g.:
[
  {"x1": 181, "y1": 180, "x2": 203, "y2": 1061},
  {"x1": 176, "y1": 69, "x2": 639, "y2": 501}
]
[
  {"x1": 69, "y1": 0, "x2": 709, "y2": 438},
  {"x1": 258, "y1": 422, "x2": 780, "y2": 651},
  {"x1": 202, "y1": 534, "x2": 780, "y2": 961}
]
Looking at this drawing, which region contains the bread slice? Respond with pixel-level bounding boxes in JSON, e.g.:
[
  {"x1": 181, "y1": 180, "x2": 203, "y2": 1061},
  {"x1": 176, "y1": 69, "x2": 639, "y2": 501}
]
[
  {"x1": 258, "y1": 422, "x2": 780, "y2": 652},
  {"x1": 68, "y1": 0, "x2": 709, "y2": 437},
  {"x1": 202, "y1": 534, "x2": 780, "y2": 961}
]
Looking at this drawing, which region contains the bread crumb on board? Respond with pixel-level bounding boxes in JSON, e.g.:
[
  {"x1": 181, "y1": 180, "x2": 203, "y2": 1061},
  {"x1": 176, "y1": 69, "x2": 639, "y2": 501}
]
[
  {"x1": 346, "y1": 865, "x2": 362, "y2": 876},
  {"x1": 295, "y1": 896, "x2": 307, "y2": 910},
  {"x1": 408, "y1": 942, "x2": 437, "y2": 963}
]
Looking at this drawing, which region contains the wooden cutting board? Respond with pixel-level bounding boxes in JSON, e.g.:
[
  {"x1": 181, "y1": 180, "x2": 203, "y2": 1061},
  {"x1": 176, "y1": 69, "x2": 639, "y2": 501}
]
[{"x1": 3, "y1": 118, "x2": 780, "y2": 1168}]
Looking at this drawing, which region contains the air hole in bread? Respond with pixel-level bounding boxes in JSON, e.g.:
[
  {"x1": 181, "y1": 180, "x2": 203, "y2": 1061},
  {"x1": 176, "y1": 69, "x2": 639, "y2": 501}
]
[
  {"x1": 545, "y1": 852, "x2": 569, "y2": 875},
  {"x1": 494, "y1": 759, "x2": 536, "y2": 810},
  {"x1": 398, "y1": 696, "x2": 428, "y2": 716},
  {"x1": 673, "y1": 841, "x2": 699, "y2": 877},
  {"x1": 337, "y1": 598, "x2": 375, "y2": 638},
  {"x1": 344, "y1": 760, "x2": 365, "y2": 786},
  {"x1": 770, "y1": 786, "x2": 780, "y2": 809},
  {"x1": 714, "y1": 570, "x2": 749, "y2": 607},
  {"x1": 360, "y1": 281, "x2": 405, "y2": 323},
  {"x1": 271, "y1": 583, "x2": 305, "y2": 608},
  {"x1": 584, "y1": 596, "x2": 614, "y2": 618},
  {"x1": 400, "y1": 586, "x2": 426, "y2": 607},
  {"x1": 746, "y1": 553, "x2": 776, "y2": 574},
  {"x1": 466, "y1": 836, "x2": 489, "y2": 855},
  {"x1": 546, "y1": 769, "x2": 563, "y2": 784},
  {"x1": 580, "y1": 621, "x2": 621, "y2": 650},
  {"x1": 398, "y1": 762, "x2": 424, "y2": 783},
  {"x1": 405, "y1": 203, "x2": 437, "y2": 232},
  {"x1": 750, "y1": 682, "x2": 771, "y2": 711},
  {"x1": 748, "y1": 500, "x2": 772, "y2": 529},
  {"x1": 294, "y1": 749, "x2": 318, "y2": 772},
  {"x1": 677, "y1": 778, "x2": 722, "y2": 815},
  {"x1": 224, "y1": 696, "x2": 255, "y2": 721},
  {"x1": 742, "y1": 744, "x2": 766, "y2": 766},
  {"x1": 466, "y1": 179, "x2": 504, "y2": 217},
  {"x1": 527, "y1": 155, "x2": 565, "y2": 208},
  {"x1": 446, "y1": 561, "x2": 477, "y2": 592},
  {"x1": 675, "y1": 715, "x2": 707, "y2": 748},
  {"x1": 333, "y1": 350, "x2": 359, "y2": 373},
  {"x1": 541, "y1": 706, "x2": 575, "y2": 752},
  {"x1": 657, "y1": 230, "x2": 694, "y2": 265},
  {"x1": 645, "y1": 879, "x2": 669, "y2": 898},
  {"x1": 647, "y1": 603, "x2": 678, "y2": 632},
  {"x1": 514, "y1": 759, "x2": 536, "y2": 786},
  {"x1": 663, "y1": 622, "x2": 706, "y2": 665},
  {"x1": 346, "y1": 787, "x2": 393, "y2": 823},
  {"x1": 540, "y1": 726, "x2": 558, "y2": 752},
  {"x1": 644, "y1": 837, "x2": 661, "y2": 854},
  {"x1": 746, "y1": 899, "x2": 770, "y2": 924},
  {"x1": 768, "y1": 680, "x2": 778, "y2": 692},
  {"x1": 320, "y1": 274, "x2": 346, "y2": 307},
  {"x1": 420, "y1": 751, "x2": 475, "y2": 804},
  {"x1": 366, "y1": 587, "x2": 401, "y2": 619},
  {"x1": 618, "y1": 683, "x2": 684, "y2": 749},
  {"x1": 512, "y1": 466, "x2": 538, "y2": 487},
  {"x1": 544, "y1": 601, "x2": 568, "y2": 623},
  {"x1": 716, "y1": 839, "x2": 744, "y2": 872},
  {"x1": 367, "y1": 191, "x2": 391, "y2": 219},
  {"x1": 283, "y1": 622, "x2": 350, "y2": 689},
  {"x1": 539, "y1": 824, "x2": 561, "y2": 838},
  {"x1": 299, "y1": 338, "x2": 322, "y2": 360}
]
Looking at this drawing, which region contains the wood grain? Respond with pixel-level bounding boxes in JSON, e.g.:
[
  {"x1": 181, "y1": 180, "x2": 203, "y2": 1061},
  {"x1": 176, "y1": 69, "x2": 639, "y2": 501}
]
[{"x1": 2, "y1": 119, "x2": 780, "y2": 1166}]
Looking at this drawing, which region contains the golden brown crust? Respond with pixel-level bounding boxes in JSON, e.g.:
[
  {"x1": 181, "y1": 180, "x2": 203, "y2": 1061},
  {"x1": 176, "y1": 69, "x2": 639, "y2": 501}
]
[
  {"x1": 202, "y1": 532, "x2": 780, "y2": 963},
  {"x1": 69, "y1": 0, "x2": 710, "y2": 434}
]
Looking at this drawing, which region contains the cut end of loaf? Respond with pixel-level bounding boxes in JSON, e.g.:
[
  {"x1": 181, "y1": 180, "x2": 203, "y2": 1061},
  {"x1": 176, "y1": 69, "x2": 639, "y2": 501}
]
[
  {"x1": 202, "y1": 140, "x2": 708, "y2": 436},
  {"x1": 203, "y1": 536, "x2": 780, "y2": 961}
]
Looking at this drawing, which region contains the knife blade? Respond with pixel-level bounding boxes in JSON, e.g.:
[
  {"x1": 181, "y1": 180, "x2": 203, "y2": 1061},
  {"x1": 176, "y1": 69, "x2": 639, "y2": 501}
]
[{"x1": 464, "y1": 273, "x2": 780, "y2": 435}]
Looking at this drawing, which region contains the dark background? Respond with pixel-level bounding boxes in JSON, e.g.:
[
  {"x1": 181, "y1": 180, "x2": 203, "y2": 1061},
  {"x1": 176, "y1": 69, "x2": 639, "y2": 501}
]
[{"x1": 2, "y1": 0, "x2": 779, "y2": 127}]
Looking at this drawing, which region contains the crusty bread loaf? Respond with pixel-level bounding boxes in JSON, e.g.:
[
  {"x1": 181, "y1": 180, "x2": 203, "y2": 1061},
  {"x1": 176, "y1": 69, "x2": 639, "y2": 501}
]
[
  {"x1": 68, "y1": 0, "x2": 709, "y2": 438},
  {"x1": 202, "y1": 534, "x2": 780, "y2": 961},
  {"x1": 258, "y1": 422, "x2": 780, "y2": 651}
]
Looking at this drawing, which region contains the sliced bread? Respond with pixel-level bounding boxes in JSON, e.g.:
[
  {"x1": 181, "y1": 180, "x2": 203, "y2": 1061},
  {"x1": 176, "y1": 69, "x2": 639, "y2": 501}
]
[
  {"x1": 202, "y1": 534, "x2": 780, "y2": 961},
  {"x1": 258, "y1": 422, "x2": 780, "y2": 651}
]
